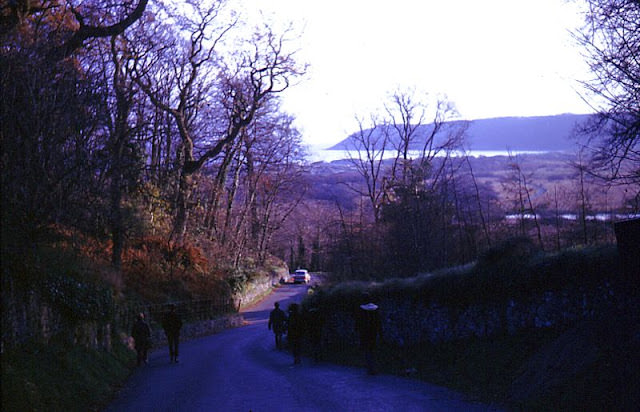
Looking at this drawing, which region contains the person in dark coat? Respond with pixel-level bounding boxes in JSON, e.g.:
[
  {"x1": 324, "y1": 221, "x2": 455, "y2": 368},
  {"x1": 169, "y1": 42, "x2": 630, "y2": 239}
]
[
  {"x1": 356, "y1": 299, "x2": 382, "y2": 375},
  {"x1": 162, "y1": 304, "x2": 183, "y2": 363},
  {"x1": 131, "y1": 313, "x2": 151, "y2": 366},
  {"x1": 268, "y1": 302, "x2": 287, "y2": 350},
  {"x1": 287, "y1": 303, "x2": 303, "y2": 365},
  {"x1": 305, "y1": 306, "x2": 324, "y2": 362}
]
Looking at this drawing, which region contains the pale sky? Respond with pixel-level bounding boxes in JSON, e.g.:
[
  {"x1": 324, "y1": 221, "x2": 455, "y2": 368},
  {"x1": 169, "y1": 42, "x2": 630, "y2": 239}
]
[{"x1": 240, "y1": 0, "x2": 593, "y2": 147}]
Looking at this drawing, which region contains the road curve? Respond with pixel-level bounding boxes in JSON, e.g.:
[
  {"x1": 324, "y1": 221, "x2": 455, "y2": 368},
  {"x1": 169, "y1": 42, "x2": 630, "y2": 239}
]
[{"x1": 106, "y1": 284, "x2": 501, "y2": 412}]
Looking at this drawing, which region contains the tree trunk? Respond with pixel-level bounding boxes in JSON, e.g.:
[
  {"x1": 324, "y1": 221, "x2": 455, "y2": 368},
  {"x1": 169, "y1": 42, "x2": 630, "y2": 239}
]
[
  {"x1": 110, "y1": 163, "x2": 123, "y2": 269},
  {"x1": 172, "y1": 170, "x2": 192, "y2": 245}
]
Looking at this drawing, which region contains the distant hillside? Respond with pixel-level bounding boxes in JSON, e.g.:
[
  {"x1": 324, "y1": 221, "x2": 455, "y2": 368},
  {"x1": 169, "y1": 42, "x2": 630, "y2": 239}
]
[{"x1": 328, "y1": 113, "x2": 593, "y2": 152}]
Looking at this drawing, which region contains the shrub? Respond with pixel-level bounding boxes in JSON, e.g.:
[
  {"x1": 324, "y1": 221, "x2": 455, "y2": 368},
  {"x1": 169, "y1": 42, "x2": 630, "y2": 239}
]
[
  {"x1": 1, "y1": 338, "x2": 134, "y2": 412},
  {"x1": 307, "y1": 244, "x2": 621, "y2": 312}
]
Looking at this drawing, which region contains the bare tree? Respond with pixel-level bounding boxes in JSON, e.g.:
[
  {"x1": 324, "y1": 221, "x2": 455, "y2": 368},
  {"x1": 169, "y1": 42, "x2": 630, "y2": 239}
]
[
  {"x1": 553, "y1": 185, "x2": 563, "y2": 251},
  {"x1": 504, "y1": 153, "x2": 544, "y2": 249},
  {"x1": 336, "y1": 89, "x2": 470, "y2": 275},
  {"x1": 105, "y1": 34, "x2": 138, "y2": 268},
  {"x1": 574, "y1": 0, "x2": 640, "y2": 185},
  {"x1": 215, "y1": 105, "x2": 306, "y2": 265},
  {"x1": 344, "y1": 115, "x2": 389, "y2": 223},
  {"x1": 131, "y1": 2, "x2": 304, "y2": 243},
  {"x1": 384, "y1": 88, "x2": 463, "y2": 186},
  {"x1": 385, "y1": 89, "x2": 425, "y2": 184},
  {"x1": 573, "y1": 149, "x2": 594, "y2": 245},
  {"x1": 246, "y1": 115, "x2": 307, "y2": 264},
  {"x1": 465, "y1": 155, "x2": 492, "y2": 247}
]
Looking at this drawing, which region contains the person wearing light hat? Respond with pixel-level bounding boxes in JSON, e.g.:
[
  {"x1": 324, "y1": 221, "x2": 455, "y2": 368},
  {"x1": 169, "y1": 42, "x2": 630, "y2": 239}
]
[{"x1": 356, "y1": 294, "x2": 382, "y2": 375}]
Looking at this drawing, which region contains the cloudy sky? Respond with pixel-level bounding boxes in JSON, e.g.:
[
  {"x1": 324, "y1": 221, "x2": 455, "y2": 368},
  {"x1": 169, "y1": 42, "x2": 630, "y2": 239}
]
[{"x1": 241, "y1": 0, "x2": 593, "y2": 147}]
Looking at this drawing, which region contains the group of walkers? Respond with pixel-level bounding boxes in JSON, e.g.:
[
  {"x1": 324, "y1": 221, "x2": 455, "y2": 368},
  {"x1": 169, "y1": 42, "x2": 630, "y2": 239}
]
[
  {"x1": 130, "y1": 303, "x2": 183, "y2": 366},
  {"x1": 268, "y1": 295, "x2": 382, "y2": 374},
  {"x1": 131, "y1": 296, "x2": 383, "y2": 375},
  {"x1": 268, "y1": 302, "x2": 307, "y2": 364}
]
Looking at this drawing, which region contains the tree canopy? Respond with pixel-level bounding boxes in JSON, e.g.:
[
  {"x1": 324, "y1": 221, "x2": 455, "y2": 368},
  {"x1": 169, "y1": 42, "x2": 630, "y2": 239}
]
[{"x1": 1, "y1": 0, "x2": 307, "y2": 269}]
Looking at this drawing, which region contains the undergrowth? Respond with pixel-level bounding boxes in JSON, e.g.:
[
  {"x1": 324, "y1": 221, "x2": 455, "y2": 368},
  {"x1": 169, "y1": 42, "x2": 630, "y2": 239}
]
[
  {"x1": 1, "y1": 338, "x2": 134, "y2": 412},
  {"x1": 307, "y1": 242, "x2": 620, "y2": 310}
]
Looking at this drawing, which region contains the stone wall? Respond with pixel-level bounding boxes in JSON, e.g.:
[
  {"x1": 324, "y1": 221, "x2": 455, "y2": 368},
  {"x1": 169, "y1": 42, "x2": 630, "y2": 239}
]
[
  {"x1": 2, "y1": 276, "x2": 240, "y2": 353},
  {"x1": 2, "y1": 265, "x2": 283, "y2": 353},
  {"x1": 2, "y1": 285, "x2": 61, "y2": 349},
  {"x1": 1, "y1": 280, "x2": 114, "y2": 352},
  {"x1": 234, "y1": 266, "x2": 287, "y2": 310},
  {"x1": 321, "y1": 279, "x2": 622, "y2": 347}
]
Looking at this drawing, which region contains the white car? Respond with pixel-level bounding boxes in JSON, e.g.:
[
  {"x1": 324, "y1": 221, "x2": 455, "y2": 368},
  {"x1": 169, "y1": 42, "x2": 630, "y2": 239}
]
[{"x1": 292, "y1": 269, "x2": 311, "y2": 284}]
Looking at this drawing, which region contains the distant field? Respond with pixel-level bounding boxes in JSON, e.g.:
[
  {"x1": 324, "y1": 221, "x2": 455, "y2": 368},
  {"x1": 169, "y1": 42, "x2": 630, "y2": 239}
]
[{"x1": 306, "y1": 151, "x2": 636, "y2": 217}]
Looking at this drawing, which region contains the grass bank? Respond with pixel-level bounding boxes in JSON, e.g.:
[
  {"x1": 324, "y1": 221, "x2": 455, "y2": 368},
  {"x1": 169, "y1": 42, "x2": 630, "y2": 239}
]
[{"x1": 1, "y1": 338, "x2": 134, "y2": 411}]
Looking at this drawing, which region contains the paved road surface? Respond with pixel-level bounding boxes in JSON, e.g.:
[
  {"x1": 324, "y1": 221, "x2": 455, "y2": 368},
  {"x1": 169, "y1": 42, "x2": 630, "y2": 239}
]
[{"x1": 106, "y1": 284, "x2": 501, "y2": 411}]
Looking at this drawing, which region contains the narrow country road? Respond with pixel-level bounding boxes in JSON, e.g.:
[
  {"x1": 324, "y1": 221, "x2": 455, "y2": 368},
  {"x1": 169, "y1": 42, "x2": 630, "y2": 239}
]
[{"x1": 105, "y1": 284, "x2": 501, "y2": 412}]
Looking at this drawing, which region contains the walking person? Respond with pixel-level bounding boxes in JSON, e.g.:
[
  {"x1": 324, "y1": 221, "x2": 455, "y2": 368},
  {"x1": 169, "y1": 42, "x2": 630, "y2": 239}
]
[
  {"x1": 287, "y1": 303, "x2": 303, "y2": 365},
  {"x1": 356, "y1": 296, "x2": 382, "y2": 375},
  {"x1": 162, "y1": 304, "x2": 182, "y2": 363},
  {"x1": 268, "y1": 302, "x2": 287, "y2": 350},
  {"x1": 305, "y1": 306, "x2": 324, "y2": 362},
  {"x1": 131, "y1": 313, "x2": 151, "y2": 366}
]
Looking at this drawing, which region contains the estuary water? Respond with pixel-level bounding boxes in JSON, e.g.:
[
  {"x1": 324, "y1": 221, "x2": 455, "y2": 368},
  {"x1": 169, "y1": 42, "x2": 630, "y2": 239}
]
[{"x1": 306, "y1": 147, "x2": 548, "y2": 163}]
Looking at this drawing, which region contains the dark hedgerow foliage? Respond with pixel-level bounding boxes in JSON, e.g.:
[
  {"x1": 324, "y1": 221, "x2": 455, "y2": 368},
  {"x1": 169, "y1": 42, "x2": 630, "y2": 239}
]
[
  {"x1": 307, "y1": 239, "x2": 621, "y2": 314},
  {"x1": 44, "y1": 273, "x2": 114, "y2": 321},
  {"x1": 4, "y1": 242, "x2": 116, "y2": 322}
]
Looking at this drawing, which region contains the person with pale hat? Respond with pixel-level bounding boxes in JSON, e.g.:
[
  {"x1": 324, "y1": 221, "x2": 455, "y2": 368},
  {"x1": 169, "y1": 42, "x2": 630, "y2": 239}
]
[{"x1": 356, "y1": 294, "x2": 382, "y2": 375}]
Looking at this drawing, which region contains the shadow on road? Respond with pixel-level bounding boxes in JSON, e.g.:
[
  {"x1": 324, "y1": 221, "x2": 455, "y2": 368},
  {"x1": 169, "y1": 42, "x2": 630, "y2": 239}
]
[{"x1": 242, "y1": 309, "x2": 270, "y2": 323}]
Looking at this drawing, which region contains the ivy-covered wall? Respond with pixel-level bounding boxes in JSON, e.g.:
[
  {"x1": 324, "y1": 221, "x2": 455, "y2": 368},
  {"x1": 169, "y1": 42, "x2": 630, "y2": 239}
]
[
  {"x1": 2, "y1": 275, "x2": 115, "y2": 351},
  {"x1": 2, "y1": 263, "x2": 288, "y2": 352},
  {"x1": 320, "y1": 281, "x2": 622, "y2": 348},
  {"x1": 229, "y1": 265, "x2": 288, "y2": 309}
]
